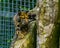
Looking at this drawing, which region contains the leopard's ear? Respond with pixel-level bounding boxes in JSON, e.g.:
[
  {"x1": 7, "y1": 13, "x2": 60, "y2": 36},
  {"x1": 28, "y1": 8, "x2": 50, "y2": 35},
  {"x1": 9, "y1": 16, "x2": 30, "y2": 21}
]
[
  {"x1": 17, "y1": 11, "x2": 21, "y2": 16},
  {"x1": 26, "y1": 11, "x2": 28, "y2": 13}
]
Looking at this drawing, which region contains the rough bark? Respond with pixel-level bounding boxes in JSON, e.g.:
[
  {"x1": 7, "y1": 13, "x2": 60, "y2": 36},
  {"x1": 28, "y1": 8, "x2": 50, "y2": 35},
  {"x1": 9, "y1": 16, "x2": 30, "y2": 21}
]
[
  {"x1": 36, "y1": 0, "x2": 58, "y2": 48},
  {"x1": 29, "y1": 0, "x2": 58, "y2": 48}
]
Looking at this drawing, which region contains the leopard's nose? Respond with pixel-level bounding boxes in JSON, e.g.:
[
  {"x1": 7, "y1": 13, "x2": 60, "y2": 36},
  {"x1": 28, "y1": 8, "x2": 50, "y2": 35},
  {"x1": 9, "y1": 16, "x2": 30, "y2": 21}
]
[{"x1": 16, "y1": 27, "x2": 20, "y2": 31}]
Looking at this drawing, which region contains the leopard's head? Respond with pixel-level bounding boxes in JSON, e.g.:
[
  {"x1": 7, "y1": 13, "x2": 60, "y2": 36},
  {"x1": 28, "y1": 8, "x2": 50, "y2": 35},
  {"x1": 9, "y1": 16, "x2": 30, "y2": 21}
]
[{"x1": 14, "y1": 11, "x2": 36, "y2": 39}]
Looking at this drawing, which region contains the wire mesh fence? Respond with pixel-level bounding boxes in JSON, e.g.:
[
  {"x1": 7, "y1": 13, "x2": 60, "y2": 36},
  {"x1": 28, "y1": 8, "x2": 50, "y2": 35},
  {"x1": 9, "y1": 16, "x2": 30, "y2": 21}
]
[{"x1": 0, "y1": 0, "x2": 36, "y2": 48}]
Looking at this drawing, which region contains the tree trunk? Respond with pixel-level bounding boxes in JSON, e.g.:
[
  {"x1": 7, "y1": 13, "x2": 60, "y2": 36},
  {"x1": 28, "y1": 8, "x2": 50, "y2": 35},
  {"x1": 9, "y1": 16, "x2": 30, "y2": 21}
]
[
  {"x1": 28, "y1": 0, "x2": 58, "y2": 48},
  {"x1": 36, "y1": 0, "x2": 58, "y2": 48}
]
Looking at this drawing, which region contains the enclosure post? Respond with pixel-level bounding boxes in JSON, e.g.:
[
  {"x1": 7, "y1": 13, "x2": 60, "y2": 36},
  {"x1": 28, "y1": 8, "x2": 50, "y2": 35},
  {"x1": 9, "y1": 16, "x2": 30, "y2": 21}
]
[{"x1": 36, "y1": 0, "x2": 58, "y2": 48}]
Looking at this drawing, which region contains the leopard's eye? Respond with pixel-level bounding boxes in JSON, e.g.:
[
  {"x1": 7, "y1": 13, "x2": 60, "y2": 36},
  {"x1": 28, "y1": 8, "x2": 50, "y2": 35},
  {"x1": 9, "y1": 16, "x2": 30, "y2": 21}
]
[
  {"x1": 17, "y1": 24, "x2": 20, "y2": 27},
  {"x1": 28, "y1": 14, "x2": 36, "y2": 20}
]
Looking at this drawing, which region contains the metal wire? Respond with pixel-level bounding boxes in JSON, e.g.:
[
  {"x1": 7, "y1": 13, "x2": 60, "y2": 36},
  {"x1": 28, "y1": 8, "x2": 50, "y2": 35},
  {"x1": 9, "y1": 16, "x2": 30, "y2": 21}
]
[{"x1": 0, "y1": 0, "x2": 36, "y2": 48}]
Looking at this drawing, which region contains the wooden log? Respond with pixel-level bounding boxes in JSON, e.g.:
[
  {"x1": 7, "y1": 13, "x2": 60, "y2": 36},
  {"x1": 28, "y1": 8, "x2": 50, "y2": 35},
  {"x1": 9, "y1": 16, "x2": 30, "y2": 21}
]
[
  {"x1": 36, "y1": 0, "x2": 58, "y2": 48},
  {"x1": 28, "y1": 0, "x2": 58, "y2": 48}
]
